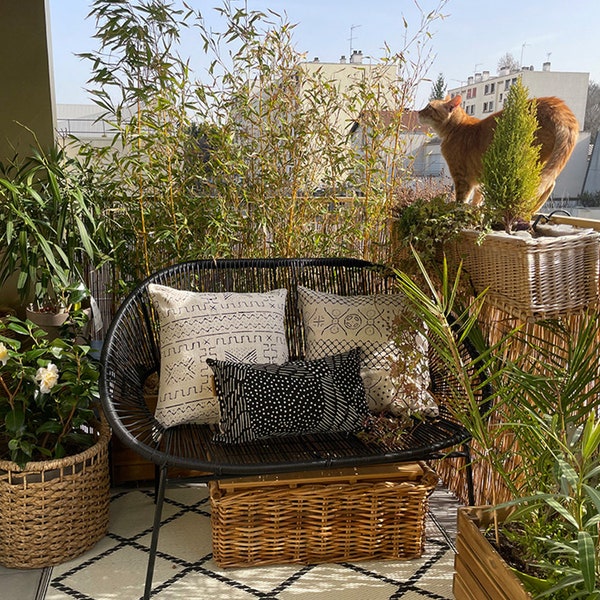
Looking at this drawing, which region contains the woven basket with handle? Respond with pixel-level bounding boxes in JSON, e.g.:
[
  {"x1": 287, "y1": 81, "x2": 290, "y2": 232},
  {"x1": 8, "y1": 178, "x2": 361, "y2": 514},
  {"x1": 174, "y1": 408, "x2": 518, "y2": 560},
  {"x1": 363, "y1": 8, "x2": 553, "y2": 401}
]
[{"x1": 210, "y1": 462, "x2": 438, "y2": 567}]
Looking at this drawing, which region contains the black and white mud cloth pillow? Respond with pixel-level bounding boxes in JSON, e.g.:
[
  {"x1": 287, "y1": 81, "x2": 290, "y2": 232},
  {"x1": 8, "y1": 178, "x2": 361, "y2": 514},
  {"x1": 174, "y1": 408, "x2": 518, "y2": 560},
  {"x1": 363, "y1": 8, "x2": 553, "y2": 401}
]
[
  {"x1": 207, "y1": 348, "x2": 368, "y2": 443},
  {"x1": 297, "y1": 285, "x2": 437, "y2": 417},
  {"x1": 148, "y1": 284, "x2": 288, "y2": 428}
]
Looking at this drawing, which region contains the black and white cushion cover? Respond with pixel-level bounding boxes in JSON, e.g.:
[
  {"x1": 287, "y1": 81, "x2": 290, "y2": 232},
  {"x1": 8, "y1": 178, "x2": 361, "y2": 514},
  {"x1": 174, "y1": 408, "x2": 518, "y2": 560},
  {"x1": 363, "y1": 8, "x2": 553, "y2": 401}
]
[
  {"x1": 207, "y1": 348, "x2": 368, "y2": 443},
  {"x1": 148, "y1": 285, "x2": 288, "y2": 428},
  {"x1": 297, "y1": 285, "x2": 413, "y2": 412}
]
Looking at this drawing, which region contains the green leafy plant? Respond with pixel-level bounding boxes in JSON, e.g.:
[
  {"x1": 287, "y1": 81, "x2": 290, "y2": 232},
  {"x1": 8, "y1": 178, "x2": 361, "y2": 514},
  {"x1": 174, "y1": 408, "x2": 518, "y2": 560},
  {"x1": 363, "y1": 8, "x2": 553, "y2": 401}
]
[
  {"x1": 393, "y1": 251, "x2": 521, "y2": 507},
  {"x1": 495, "y1": 315, "x2": 600, "y2": 598},
  {"x1": 481, "y1": 79, "x2": 543, "y2": 232},
  {"x1": 504, "y1": 414, "x2": 600, "y2": 598},
  {"x1": 395, "y1": 255, "x2": 600, "y2": 597},
  {"x1": 0, "y1": 147, "x2": 112, "y2": 310},
  {"x1": 0, "y1": 317, "x2": 100, "y2": 467},
  {"x1": 78, "y1": 0, "x2": 446, "y2": 289},
  {"x1": 393, "y1": 193, "x2": 483, "y2": 269}
]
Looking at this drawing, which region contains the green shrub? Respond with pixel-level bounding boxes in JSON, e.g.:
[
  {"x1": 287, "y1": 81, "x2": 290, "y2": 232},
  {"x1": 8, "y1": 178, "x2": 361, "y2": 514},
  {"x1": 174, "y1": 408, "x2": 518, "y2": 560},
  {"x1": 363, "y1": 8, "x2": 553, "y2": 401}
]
[{"x1": 481, "y1": 79, "x2": 543, "y2": 232}]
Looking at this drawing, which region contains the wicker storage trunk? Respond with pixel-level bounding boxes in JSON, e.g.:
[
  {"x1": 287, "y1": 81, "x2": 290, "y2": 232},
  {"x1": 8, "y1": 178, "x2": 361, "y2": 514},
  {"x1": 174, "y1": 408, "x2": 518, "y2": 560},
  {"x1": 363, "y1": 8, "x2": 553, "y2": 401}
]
[
  {"x1": 0, "y1": 421, "x2": 111, "y2": 569},
  {"x1": 210, "y1": 462, "x2": 437, "y2": 567},
  {"x1": 453, "y1": 226, "x2": 600, "y2": 322}
]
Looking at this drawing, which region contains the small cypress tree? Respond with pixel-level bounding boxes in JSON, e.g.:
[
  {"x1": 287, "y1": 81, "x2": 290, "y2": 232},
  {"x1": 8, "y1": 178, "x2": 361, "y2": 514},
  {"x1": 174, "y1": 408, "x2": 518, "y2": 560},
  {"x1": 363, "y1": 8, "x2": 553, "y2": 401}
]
[
  {"x1": 429, "y1": 73, "x2": 446, "y2": 100},
  {"x1": 481, "y1": 79, "x2": 542, "y2": 233}
]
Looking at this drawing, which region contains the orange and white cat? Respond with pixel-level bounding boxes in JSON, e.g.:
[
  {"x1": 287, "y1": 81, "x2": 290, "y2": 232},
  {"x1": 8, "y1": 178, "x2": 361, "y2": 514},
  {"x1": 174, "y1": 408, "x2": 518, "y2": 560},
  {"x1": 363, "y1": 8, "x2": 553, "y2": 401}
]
[{"x1": 418, "y1": 94, "x2": 578, "y2": 209}]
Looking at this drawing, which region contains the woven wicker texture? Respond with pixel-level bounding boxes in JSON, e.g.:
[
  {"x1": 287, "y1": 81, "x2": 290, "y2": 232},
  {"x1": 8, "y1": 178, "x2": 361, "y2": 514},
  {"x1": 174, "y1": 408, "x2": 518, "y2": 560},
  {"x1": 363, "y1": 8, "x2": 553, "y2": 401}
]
[
  {"x1": 454, "y1": 228, "x2": 600, "y2": 322},
  {"x1": 0, "y1": 420, "x2": 111, "y2": 569},
  {"x1": 209, "y1": 462, "x2": 438, "y2": 567}
]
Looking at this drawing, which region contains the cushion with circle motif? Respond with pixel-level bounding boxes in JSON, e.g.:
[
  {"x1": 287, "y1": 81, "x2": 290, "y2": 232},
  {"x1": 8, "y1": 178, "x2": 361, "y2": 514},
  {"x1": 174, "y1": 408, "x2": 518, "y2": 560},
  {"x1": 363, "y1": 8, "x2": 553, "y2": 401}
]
[
  {"x1": 297, "y1": 286, "x2": 432, "y2": 414},
  {"x1": 207, "y1": 348, "x2": 368, "y2": 443}
]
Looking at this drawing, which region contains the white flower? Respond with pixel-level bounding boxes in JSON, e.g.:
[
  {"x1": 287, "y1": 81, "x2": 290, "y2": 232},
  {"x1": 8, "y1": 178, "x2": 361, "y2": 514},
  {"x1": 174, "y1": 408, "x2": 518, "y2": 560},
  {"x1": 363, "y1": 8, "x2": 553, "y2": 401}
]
[
  {"x1": 0, "y1": 343, "x2": 8, "y2": 366},
  {"x1": 36, "y1": 363, "x2": 59, "y2": 394}
]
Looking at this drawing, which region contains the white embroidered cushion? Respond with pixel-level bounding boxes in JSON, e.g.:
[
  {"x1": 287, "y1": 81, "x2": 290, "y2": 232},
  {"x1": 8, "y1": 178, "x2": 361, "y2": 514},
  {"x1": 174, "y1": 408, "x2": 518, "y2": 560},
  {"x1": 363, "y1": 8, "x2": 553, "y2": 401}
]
[
  {"x1": 148, "y1": 284, "x2": 288, "y2": 427},
  {"x1": 297, "y1": 286, "x2": 431, "y2": 413}
]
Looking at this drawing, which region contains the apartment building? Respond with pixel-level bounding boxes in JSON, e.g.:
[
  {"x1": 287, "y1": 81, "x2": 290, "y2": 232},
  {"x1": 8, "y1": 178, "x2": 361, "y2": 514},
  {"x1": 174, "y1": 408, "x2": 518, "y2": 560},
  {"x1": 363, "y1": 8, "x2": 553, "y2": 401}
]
[
  {"x1": 448, "y1": 62, "x2": 588, "y2": 126},
  {"x1": 300, "y1": 50, "x2": 398, "y2": 133}
]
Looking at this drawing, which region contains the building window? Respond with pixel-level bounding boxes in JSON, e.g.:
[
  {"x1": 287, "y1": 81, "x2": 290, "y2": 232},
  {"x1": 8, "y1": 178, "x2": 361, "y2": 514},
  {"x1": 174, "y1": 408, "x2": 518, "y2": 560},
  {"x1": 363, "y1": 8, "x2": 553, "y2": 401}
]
[
  {"x1": 484, "y1": 83, "x2": 495, "y2": 95},
  {"x1": 483, "y1": 101, "x2": 494, "y2": 113},
  {"x1": 505, "y1": 80, "x2": 510, "y2": 91}
]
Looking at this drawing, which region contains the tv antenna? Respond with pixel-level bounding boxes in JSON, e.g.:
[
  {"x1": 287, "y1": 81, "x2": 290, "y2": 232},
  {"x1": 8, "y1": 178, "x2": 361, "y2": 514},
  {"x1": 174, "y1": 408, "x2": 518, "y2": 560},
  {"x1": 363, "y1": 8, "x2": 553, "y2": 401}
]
[
  {"x1": 520, "y1": 42, "x2": 529, "y2": 67},
  {"x1": 349, "y1": 24, "x2": 361, "y2": 56}
]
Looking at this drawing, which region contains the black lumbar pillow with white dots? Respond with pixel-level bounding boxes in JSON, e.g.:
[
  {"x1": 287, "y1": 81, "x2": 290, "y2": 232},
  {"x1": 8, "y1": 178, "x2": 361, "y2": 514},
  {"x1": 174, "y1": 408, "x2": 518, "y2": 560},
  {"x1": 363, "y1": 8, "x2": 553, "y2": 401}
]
[{"x1": 207, "y1": 348, "x2": 368, "y2": 443}]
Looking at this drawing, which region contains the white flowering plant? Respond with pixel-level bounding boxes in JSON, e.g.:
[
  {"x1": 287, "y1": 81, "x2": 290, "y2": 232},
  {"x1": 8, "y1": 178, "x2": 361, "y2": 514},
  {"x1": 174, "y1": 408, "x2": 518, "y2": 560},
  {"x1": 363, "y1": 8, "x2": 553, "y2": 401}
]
[{"x1": 0, "y1": 316, "x2": 100, "y2": 468}]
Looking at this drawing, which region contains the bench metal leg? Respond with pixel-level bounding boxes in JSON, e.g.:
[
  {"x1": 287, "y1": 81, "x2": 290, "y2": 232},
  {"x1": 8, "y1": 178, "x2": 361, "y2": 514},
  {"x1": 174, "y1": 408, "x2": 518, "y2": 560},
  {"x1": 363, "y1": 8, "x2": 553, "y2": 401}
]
[
  {"x1": 154, "y1": 464, "x2": 160, "y2": 501},
  {"x1": 144, "y1": 463, "x2": 167, "y2": 600}
]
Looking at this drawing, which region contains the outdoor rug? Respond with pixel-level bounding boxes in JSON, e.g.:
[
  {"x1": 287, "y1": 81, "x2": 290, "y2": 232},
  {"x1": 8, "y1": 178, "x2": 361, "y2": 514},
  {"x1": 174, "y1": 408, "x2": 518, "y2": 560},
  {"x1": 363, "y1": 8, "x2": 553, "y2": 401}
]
[{"x1": 45, "y1": 483, "x2": 458, "y2": 600}]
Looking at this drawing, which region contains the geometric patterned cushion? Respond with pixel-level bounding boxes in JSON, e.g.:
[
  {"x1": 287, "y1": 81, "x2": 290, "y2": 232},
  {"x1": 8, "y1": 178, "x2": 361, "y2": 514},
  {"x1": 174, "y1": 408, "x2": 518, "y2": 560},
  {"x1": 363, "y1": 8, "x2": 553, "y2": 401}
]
[
  {"x1": 207, "y1": 348, "x2": 368, "y2": 443},
  {"x1": 148, "y1": 285, "x2": 288, "y2": 427},
  {"x1": 297, "y1": 286, "x2": 429, "y2": 413}
]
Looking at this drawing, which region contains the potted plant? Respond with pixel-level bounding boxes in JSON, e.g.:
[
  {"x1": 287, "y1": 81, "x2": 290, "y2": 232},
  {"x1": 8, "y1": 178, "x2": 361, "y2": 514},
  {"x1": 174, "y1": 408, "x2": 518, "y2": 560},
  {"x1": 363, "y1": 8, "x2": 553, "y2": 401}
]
[
  {"x1": 392, "y1": 192, "x2": 483, "y2": 274},
  {"x1": 0, "y1": 316, "x2": 110, "y2": 568},
  {"x1": 394, "y1": 253, "x2": 600, "y2": 598},
  {"x1": 456, "y1": 411, "x2": 600, "y2": 600},
  {"x1": 480, "y1": 78, "x2": 543, "y2": 234},
  {"x1": 0, "y1": 147, "x2": 111, "y2": 333},
  {"x1": 453, "y1": 80, "x2": 600, "y2": 321}
]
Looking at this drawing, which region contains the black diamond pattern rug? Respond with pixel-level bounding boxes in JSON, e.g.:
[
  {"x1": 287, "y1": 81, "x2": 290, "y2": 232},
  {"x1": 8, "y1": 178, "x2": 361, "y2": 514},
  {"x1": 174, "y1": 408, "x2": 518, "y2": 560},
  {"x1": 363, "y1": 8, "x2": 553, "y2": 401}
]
[{"x1": 46, "y1": 484, "x2": 458, "y2": 600}]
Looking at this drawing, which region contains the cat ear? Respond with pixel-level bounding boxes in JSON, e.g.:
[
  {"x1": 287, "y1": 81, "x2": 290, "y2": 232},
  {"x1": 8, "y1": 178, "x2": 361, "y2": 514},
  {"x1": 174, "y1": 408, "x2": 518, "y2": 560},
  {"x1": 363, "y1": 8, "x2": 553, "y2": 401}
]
[{"x1": 448, "y1": 95, "x2": 462, "y2": 110}]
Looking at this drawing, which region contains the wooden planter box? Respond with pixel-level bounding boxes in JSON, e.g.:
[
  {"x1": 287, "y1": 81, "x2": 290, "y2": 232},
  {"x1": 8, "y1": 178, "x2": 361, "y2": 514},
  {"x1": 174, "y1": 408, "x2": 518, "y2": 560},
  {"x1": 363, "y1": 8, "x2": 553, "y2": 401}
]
[
  {"x1": 453, "y1": 506, "x2": 532, "y2": 600},
  {"x1": 453, "y1": 226, "x2": 600, "y2": 322}
]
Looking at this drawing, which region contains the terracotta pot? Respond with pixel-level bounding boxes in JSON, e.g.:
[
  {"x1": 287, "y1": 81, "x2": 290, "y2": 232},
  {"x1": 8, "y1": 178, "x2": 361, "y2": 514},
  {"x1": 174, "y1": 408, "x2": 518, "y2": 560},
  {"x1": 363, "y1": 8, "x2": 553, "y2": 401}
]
[{"x1": 453, "y1": 506, "x2": 532, "y2": 600}]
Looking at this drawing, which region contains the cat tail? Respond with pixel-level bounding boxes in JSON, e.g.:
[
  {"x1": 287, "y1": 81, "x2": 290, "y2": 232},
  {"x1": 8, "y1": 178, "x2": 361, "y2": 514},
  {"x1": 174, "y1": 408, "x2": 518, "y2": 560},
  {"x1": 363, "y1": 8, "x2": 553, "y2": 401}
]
[{"x1": 535, "y1": 114, "x2": 579, "y2": 211}]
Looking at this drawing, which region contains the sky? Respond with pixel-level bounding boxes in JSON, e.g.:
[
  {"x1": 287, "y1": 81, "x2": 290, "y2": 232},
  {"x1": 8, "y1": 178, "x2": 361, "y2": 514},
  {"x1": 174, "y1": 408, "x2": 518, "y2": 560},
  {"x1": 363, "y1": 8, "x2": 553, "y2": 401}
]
[{"x1": 49, "y1": 0, "x2": 600, "y2": 110}]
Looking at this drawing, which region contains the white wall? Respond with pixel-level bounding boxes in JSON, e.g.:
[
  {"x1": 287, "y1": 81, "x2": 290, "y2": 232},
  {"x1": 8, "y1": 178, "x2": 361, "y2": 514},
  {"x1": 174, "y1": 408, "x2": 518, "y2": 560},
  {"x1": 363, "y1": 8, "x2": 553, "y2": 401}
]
[{"x1": 554, "y1": 132, "x2": 590, "y2": 199}]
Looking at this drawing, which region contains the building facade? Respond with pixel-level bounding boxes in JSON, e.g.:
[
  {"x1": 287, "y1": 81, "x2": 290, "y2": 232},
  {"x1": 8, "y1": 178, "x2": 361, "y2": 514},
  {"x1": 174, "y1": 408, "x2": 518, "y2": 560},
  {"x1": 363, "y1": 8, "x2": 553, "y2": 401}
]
[{"x1": 448, "y1": 63, "x2": 588, "y2": 126}]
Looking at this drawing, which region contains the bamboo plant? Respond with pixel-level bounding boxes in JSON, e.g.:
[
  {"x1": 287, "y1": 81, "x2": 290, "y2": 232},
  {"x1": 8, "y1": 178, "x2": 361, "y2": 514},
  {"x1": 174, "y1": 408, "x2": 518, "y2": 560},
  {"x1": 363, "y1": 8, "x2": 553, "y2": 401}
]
[{"x1": 78, "y1": 0, "x2": 446, "y2": 289}]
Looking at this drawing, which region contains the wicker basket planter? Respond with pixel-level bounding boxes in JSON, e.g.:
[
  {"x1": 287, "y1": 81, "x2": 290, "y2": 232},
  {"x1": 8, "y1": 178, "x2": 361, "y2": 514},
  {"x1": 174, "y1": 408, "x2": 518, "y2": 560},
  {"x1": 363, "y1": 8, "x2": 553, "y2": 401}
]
[
  {"x1": 209, "y1": 462, "x2": 438, "y2": 567},
  {"x1": 453, "y1": 225, "x2": 600, "y2": 322},
  {"x1": 0, "y1": 420, "x2": 111, "y2": 569},
  {"x1": 453, "y1": 506, "x2": 532, "y2": 600}
]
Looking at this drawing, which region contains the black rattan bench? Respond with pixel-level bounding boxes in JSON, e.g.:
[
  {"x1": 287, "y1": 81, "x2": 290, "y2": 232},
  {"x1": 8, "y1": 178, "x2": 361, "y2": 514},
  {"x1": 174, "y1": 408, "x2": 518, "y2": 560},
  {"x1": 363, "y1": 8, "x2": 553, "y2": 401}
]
[{"x1": 100, "y1": 257, "x2": 484, "y2": 599}]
